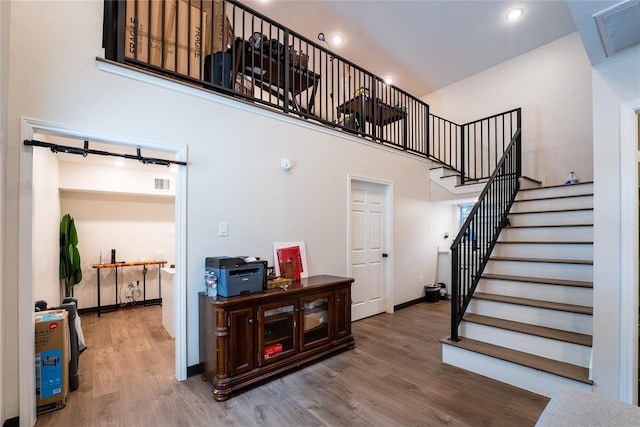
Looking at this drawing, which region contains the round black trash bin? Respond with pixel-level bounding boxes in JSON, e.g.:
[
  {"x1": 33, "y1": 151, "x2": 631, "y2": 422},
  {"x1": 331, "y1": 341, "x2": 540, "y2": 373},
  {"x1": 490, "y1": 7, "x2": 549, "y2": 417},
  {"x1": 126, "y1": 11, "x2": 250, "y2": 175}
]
[{"x1": 424, "y1": 284, "x2": 440, "y2": 303}]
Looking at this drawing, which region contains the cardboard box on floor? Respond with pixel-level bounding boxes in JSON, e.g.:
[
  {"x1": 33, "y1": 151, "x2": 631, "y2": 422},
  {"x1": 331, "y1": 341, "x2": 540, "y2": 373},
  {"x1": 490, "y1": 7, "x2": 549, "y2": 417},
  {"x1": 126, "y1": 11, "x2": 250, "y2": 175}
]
[{"x1": 35, "y1": 309, "x2": 69, "y2": 414}]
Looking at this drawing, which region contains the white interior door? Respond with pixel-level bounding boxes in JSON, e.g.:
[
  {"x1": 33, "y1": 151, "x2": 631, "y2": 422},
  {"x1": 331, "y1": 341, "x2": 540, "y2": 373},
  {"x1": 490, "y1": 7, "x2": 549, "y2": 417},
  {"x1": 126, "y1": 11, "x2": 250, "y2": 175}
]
[{"x1": 350, "y1": 180, "x2": 388, "y2": 321}]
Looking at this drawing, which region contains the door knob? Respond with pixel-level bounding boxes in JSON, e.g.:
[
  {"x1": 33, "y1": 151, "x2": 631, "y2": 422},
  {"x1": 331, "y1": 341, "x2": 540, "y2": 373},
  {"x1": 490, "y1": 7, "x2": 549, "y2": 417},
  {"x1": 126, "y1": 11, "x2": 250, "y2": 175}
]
[{"x1": 382, "y1": 253, "x2": 388, "y2": 258}]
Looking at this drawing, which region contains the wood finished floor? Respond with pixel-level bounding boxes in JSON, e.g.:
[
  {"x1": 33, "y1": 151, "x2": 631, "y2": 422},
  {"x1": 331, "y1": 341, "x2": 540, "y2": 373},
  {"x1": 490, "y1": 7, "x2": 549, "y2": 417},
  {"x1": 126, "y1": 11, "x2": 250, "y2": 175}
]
[{"x1": 35, "y1": 302, "x2": 549, "y2": 427}]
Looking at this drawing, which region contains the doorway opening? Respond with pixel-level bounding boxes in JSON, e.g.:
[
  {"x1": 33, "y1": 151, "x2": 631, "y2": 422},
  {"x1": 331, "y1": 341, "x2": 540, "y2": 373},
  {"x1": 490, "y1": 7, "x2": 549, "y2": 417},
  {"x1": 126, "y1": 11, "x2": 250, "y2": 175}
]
[{"x1": 19, "y1": 118, "x2": 187, "y2": 424}]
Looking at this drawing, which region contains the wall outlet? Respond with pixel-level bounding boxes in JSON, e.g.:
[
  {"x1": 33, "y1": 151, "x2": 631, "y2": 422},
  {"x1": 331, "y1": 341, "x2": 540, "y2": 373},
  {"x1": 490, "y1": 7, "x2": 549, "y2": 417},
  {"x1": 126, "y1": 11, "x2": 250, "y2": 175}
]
[{"x1": 419, "y1": 275, "x2": 424, "y2": 284}]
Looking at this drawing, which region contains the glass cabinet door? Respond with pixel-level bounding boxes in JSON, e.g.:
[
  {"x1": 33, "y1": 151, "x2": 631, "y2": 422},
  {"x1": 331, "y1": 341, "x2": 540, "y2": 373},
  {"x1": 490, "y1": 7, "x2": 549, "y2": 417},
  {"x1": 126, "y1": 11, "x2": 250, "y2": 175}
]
[
  {"x1": 259, "y1": 301, "x2": 297, "y2": 364},
  {"x1": 300, "y1": 292, "x2": 332, "y2": 351}
]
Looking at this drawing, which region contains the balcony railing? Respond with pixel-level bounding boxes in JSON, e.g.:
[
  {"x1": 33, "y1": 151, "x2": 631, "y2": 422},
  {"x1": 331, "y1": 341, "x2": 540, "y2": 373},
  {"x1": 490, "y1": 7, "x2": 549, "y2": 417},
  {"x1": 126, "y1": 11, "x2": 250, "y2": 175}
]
[
  {"x1": 104, "y1": 0, "x2": 429, "y2": 157},
  {"x1": 103, "y1": 0, "x2": 519, "y2": 182},
  {"x1": 430, "y1": 108, "x2": 521, "y2": 184}
]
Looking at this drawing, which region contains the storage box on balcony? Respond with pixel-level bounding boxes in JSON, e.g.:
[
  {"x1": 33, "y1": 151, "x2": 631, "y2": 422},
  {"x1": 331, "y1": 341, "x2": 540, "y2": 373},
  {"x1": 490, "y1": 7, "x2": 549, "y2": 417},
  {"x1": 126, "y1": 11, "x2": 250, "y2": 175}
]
[
  {"x1": 124, "y1": 0, "x2": 208, "y2": 80},
  {"x1": 161, "y1": 0, "x2": 208, "y2": 79},
  {"x1": 124, "y1": 0, "x2": 169, "y2": 65},
  {"x1": 211, "y1": 0, "x2": 235, "y2": 53},
  {"x1": 35, "y1": 310, "x2": 69, "y2": 414}
]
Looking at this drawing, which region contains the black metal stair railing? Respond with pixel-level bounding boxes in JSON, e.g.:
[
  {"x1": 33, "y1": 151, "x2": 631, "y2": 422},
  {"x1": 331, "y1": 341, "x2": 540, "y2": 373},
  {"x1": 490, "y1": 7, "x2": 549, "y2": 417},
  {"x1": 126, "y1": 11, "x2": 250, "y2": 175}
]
[
  {"x1": 449, "y1": 108, "x2": 521, "y2": 341},
  {"x1": 102, "y1": 0, "x2": 430, "y2": 157},
  {"x1": 429, "y1": 108, "x2": 521, "y2": 184}
]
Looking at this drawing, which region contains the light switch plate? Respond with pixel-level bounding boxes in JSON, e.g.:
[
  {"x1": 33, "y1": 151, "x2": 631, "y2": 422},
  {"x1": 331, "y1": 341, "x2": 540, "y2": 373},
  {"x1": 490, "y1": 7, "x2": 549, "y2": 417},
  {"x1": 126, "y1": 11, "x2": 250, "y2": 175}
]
[{"x1": 218, "y1": 222, "x2": 228, "y2": 237}]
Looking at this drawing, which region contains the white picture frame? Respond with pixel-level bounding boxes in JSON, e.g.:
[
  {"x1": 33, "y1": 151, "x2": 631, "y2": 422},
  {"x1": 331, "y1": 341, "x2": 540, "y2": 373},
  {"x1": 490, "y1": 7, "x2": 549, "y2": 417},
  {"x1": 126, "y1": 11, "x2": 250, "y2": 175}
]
[{"x1": 273, "y1": 241, "x2": 308, "y2": 279}]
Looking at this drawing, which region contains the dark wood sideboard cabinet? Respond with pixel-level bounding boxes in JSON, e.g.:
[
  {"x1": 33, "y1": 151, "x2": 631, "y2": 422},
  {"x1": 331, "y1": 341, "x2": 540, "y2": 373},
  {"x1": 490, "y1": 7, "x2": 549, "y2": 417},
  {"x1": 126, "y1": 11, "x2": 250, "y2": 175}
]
[{"x1": 199, "y1": 275, "x2": 355, "y2": 401}]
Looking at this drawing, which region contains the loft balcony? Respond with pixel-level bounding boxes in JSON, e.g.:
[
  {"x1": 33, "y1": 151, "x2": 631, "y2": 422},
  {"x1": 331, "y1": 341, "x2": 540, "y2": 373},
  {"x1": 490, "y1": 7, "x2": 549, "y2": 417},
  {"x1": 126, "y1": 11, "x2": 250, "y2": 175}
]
[
  {"x1": 102, "y1": 0, "x2": 519, "y2": 183},
  {"x1": 104, "y1": 0, "x2": 427, "y2": 155}
]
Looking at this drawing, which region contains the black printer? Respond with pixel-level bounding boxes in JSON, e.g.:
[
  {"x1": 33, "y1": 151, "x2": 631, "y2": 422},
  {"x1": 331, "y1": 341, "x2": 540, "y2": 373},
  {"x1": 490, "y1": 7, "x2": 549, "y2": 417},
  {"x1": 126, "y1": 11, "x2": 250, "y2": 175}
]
[{"x1": 205, "y1": 256, "x2": 267, "y2": 297}]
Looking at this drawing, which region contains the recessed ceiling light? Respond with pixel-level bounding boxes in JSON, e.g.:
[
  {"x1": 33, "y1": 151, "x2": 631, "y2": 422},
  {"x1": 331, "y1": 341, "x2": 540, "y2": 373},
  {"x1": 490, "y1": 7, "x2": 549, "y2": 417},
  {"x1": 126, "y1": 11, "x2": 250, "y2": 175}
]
[
  {"x1": 114, "y1": 160, "x2": 125, "y2": 167},
  {"x1": 332, "y1": 35, "x2": 343, "y2": 46},
  {"x1": 384, "y1": 78, "x2": 393, "y2": 85},
  {"x1": 506, "y1": 7, "x2": 523, "y2": 21}
]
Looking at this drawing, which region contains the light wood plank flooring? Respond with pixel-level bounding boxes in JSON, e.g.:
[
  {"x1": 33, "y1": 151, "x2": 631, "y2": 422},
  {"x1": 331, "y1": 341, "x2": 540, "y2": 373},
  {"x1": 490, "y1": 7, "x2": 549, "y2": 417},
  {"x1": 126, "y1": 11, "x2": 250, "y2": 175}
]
[{"x1": 35, "y1": 301, "x2": 549, "y2": 426}]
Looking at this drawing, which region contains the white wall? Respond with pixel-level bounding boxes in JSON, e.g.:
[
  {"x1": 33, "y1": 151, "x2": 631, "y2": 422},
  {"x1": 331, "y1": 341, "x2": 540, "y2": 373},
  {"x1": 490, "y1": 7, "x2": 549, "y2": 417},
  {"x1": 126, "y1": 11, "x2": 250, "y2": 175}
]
[
  {"x1": 2, "y1": 4, "x2": 448, "y2": 419},
  {"x1": 592, "y1": 48, "x2": 640, "y2": 400},
  {"x1": 60, "y1": 190, "x2": 175, "y2": 309},
  {"x1": 0, "y1": 0, "x2": 8, "y2": 423},
  {"x1": 32, "y1": 145, "x2": 61, "y2": 306},
  {"x1": 424, "y1": 32, "x2": 593, "y2": 186},
  {"x1": 58, "y1": 161, "x2": 176, "y2": 196}
]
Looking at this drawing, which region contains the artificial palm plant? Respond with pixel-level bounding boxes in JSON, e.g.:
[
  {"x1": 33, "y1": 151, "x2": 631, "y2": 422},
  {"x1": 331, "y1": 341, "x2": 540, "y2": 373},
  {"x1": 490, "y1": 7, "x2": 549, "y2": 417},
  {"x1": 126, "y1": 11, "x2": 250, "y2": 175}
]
[{"x1": 60, "y1": 213, "x2": 82, "y2": 297}]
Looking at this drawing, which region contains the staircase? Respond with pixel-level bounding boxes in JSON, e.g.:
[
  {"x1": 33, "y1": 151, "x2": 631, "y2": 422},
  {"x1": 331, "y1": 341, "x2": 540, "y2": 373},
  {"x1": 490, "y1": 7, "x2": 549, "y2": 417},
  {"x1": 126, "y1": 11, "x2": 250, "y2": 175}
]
[{"x1": 441, "y1": 181, "x2": 594, "y2": 397}]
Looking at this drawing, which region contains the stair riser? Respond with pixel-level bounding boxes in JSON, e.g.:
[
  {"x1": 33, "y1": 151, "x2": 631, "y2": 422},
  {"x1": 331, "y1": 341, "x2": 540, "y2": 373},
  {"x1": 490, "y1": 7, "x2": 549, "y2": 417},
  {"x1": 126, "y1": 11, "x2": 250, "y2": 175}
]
[
  {"x1": 511, "y1": 197, "x2": 592, "y2": 213},
  {"x1": 460, "y1": 322, "x2": 591, "y2": 367},
  {"x1": 498, "y1": 226, "x2": 593, "y2": 242},
  {"x1": 442, "y1": 344, "x2": 592, "y2": 398},
  {"x1": 467, "y1": 299, "x2": 592, "y2": 334},
  {"x1": 508, "y1": 210, "x2": 593, "y2": 227},
  {"x1": 477, "y1": 279, "x2": 593, "y2": 306},
  {"x1": 485, "y1": 260, "x2": 593, "y2": 282},
  {"x1": 492, "y1": 243, "x2": 593, "y2": 260},
  {"x1": 517, "y1": 184, "x2": 593, "y2": 200}
]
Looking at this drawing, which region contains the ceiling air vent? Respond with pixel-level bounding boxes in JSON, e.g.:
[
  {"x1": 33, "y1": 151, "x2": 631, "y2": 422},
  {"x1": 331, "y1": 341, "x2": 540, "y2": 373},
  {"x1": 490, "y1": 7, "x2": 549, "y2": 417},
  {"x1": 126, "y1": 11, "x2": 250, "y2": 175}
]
[
  {"x1": 154, "y1": 178, "x2": 171, "y2": 190},
  {"x1": 594, "y1": 0, "x2": 640, "y2": 57}
]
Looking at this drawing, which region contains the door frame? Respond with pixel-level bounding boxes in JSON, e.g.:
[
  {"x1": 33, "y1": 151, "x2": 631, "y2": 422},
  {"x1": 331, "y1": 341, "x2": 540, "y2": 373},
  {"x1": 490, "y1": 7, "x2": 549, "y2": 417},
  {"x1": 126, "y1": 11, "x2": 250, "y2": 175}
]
[
  {"x1": 18, "y1": 117, "x2": 188, "y2": 424},
  {"x1": 346, "y1": 174, "x2": 394, "y2": 316},
  {"x1": 619, "y1": 100, "x2": 640, "y2": 403}
]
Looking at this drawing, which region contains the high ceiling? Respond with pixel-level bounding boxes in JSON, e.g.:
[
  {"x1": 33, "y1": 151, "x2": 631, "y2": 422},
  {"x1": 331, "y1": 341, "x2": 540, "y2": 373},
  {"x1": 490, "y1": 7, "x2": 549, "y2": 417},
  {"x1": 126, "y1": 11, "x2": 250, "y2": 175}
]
[{"x1": 243, "y1": 0, "x2": 622, "y2": 97}]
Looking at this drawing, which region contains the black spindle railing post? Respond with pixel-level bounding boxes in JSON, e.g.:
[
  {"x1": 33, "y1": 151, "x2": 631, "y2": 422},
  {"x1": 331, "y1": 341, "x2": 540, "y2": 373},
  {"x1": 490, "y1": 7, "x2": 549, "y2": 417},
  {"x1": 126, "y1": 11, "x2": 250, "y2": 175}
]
[
  {"x1": 425, "y1": 105, "x2": 430, "y2": 158},
  {"x1": 460, "y1": 124, "x2": 466, "y2": 185},
  {"x1": 283, "y1": 28, "x2": 290, "y2": 112},
  {"x1": 451, "y1": 247, "x2": 459, "y2": 341},
  {"x1": 516, "y1": 109, "x2": 522, "y2": 177}
]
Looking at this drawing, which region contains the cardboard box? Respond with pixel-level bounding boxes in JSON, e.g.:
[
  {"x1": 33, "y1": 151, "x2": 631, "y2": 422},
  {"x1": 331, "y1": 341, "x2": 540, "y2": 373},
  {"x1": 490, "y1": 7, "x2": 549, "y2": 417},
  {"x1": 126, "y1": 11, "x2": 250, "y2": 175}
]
[
  {"x1": 211, "y1": 0, "x2": 234, "y2": 53},
  {"x1": 35, "y1": 310, "x2": 69, "y2": 414},
  {"x1": 162, "y1": 0, "x2": 208, "y2": 79},
  {"x1": 124, "y1": 0, "x2": 169, "y2": 65},
  {"x1": 304, "y1": 311, "x2": 325, "y2": 330}
]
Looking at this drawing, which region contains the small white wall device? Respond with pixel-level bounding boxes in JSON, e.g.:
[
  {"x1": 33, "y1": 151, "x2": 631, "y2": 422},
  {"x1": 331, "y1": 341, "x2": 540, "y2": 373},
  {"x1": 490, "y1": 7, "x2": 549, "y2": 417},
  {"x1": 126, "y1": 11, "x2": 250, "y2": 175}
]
[{"x1": 280, "y1": 158, "x2": 292, "y2": 172}]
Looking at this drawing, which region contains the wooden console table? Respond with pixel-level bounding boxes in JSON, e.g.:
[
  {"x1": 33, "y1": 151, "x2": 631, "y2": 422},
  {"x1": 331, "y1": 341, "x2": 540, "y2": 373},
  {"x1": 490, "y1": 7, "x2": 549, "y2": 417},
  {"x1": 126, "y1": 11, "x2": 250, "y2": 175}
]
[
  {"x1": 92, "y1": 260, "x2": 167, "y2": 317},
  {"x1": 199, "y1": 275, "x2": 354, "y2": 401}
]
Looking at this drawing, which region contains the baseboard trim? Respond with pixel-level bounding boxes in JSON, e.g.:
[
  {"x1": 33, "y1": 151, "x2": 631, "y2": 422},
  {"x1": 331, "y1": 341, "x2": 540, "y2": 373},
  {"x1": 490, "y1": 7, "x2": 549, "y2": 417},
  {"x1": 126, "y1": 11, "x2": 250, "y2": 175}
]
[
  {"x1": 394, "y1": 296, "x2": 449, "y2": 312},
  {"x1": 394, "y1": 297, "x2": 427, "y2": 311},
  {"x1": 3, "y1": 416, "x2": 18, "y2": 427},
  {"x1": 187, "y1": 363, "x2": 203, "y2": 378},
  {"x1": 77, "y1": 298, "x2": 162, "y2": 315}
]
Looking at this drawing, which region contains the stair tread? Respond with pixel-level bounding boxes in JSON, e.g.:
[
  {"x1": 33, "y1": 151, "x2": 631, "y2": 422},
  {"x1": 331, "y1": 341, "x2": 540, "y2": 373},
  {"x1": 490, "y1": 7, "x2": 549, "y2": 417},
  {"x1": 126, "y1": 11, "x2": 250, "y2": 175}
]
[
  {"x1": 504, "y1": 224, "x2": 592, "y2": 228},
  {"x1": 473, "y1": 292, "x2": 593, "y2": 314},
  {"x1": 463, "y1": 313, "x2": 592, "y2": 347},
  {"x1": 496, "y1": 240, "x2": 593, "y2": 244},
  {"x1": 440, "y1": 336, "x2": 593, "y2": 385},
  {"x1": 489, "y1": 256, "x2": 593, "y2": 265},
  {"x1": 509, "y1": 208, "x2": 593, "y2": 215},
  {"x1": 481, "y1": 273, "x2": 593, "y2": 288}
]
